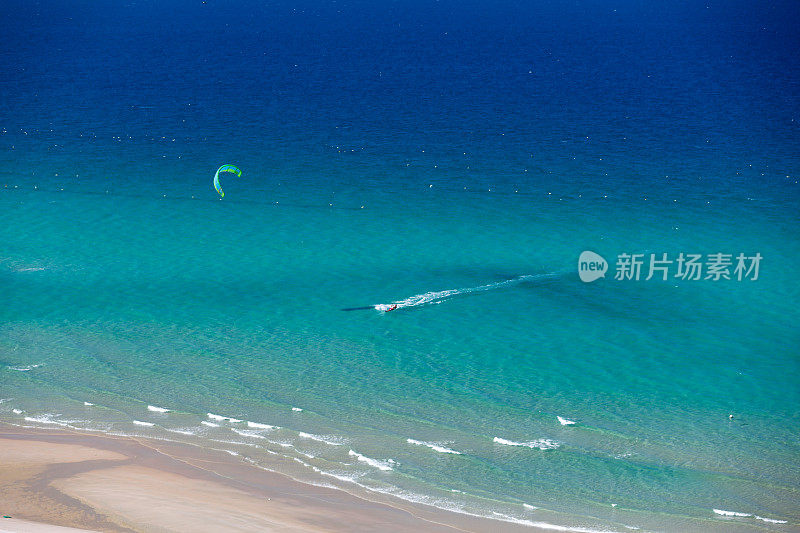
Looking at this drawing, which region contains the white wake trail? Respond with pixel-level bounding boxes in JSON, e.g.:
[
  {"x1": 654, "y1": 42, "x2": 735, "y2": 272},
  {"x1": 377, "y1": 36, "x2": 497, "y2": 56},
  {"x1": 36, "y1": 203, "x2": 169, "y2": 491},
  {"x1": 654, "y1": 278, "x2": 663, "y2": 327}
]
[{"x1": 375, "y1": 273, "x2": 558, "y2": 312}]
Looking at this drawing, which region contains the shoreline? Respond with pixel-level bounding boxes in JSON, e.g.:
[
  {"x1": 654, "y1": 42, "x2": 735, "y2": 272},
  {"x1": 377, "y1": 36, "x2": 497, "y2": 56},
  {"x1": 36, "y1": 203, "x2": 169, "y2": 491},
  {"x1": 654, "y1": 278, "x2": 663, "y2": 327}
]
[{"x1": 0, "y1": 423, "x2": 536, "y2": 533}]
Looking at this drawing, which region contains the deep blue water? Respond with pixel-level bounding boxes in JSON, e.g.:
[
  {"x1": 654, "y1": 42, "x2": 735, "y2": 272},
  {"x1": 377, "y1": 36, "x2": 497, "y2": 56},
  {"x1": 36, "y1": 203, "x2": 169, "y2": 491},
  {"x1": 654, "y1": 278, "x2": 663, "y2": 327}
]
[{"x1": 2, "y1": 1, "x2": 799, "y2": 531}]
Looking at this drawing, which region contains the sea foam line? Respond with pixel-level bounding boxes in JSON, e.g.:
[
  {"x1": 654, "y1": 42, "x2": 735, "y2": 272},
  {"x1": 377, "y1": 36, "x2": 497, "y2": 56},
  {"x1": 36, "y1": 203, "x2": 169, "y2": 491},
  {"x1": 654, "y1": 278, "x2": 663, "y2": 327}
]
[
  {"x1": 489, "y1": 511, "x2": 616, "y2": 532},
  {"x1": 375, "y1": 273, "x2": 557, "y2": 311},
  {"x1": 713, "y1": 509, "x2": 787, "y2": 524},
  {"x1": 755, "y1": 516, "x2": 788, "y2": 524},
  {"x1": 713, "y1": 509, "x2": 751, "y2": 517},
  {"x1": 356, "y1": 483, "x2": 616, "y2": 533},
  {"x1": 21, "y1": 415, "x2": 96, "y2": 431},
  {"x1": 348, "y1": 450, "x2": 395, "y2": 471},
  {"x1": 406, "y1": 438, "x2": 462, "y2": 454},
  {"x1": 247, "y1": 421, "x2": 278, "y2": 430},
  {"x1": 231, "y1": 428, "x2": 267, "y2": 439},
  {"x1": 298, "y1": 432, "x2": 345, "y2": 446},
  {"x1": 147, "y1": 405, "x2": 170, "y2": 413},
  {"x1": 305, "y1": 472, "x2": 616, "y2": 533},
  {"x1": 319, "y1": 470, "x2": 366, "y2": 484},
  {"x1": 209, "y1": 438, "x2": 263, "y2": 450},
  {"x1": 24, "y1": 415, "x2": 68, "y2": 426},
  {"x1": 557, "y1": 416, "x2": 576, "y2": 426},
  {"x1": 179, "y1": 425, "x2": 620, "y2": 533},
  {"x1": 493, "y1": 437, "x2": 560, "y2": 450}
]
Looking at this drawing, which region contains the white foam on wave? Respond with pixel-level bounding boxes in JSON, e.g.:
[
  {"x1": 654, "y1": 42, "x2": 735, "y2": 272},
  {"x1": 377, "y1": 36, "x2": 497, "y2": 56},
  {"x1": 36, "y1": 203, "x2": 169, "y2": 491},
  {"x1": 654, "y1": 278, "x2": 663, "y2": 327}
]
[
  {"x1": 348, "y1": 450, "x2": 395, "y2": 471},
  {"x1": 83, "y1": 402, "x2": 94, "y2": 406},
  {"x1": 209, "y1": 438, "x2": 263, "y2": 450},
  {"x1": 319, "y1": 470, "x2": 365, "y2": 484},
  {"x1": 295, "y1": 456, "x2": 315, "y2": 470},
  {"x1": 298, "y1": 432, "x2": 345, "y2": 446},
  {"x1": 167, "y1": 428, "x2": 196, "y2": 436},
  {"x1": 15, "y1": 267, "x2": 46, "y2": 272},
  {"x1": 133, "y1": 420, "x2": 155, "y2": 427},
  {"x1": 147, "y1": 405, "x2": 170, "y2": 413},
  {"x1": 201, "y1": 420, "x2": 220, "y2": 427},
  {"x1": 247, "y1": 421, "x2": 277, "y2": 430},
  {"x1": 231, "y1": 428, "x2": 267, "y2": 439},
  {"x1": 475, "y1": 514, "x2": 615, "y2": 532},
  {"x1": 493, "y1": 437, "x2": 560, "y2": 450},
  {"x1": 523, "y1": 503, "x2": 538, "y2": 510},
  {"x1": 292, "y1": 407, "x2": 303, "y2": 412},
  {"x1": 12, "y1": 409, "x2": 23, "y2": 414},
  {"x1": 713, "y1": 509, "x2": 751, "y2": 517},
  {"x1": 557, "y1": 416, "x2": 576, "y2": 426},
  {"x1": 0, "y1": 398, "x2": 13, "y2": 404},
  {"x1": 212, "y1": 438, "x2": 614, "y2": 533},
  {"x1": 207, "y1": 412, "x2": 242, "y2": 423},
  {"x1": 406, "y1": 438, "x2": 462, "y2": 454},
  {"x1": 356, "y1": 483, "x2": 614, "y2": 533},
  {"x1": 755, "y1": 516, "x2": 788, "y2": 524},
  {"x1": 8, "y1": 363, "x2": 45, "y2": 372},
  {"x1": 375, "y1": 273, "x2": 557, "y2": 311},
  {"x1": 21, "y1": 415, "x2": 93, "y2": 431},
  {"x1": 712, "y1": 509, "x2": 787, "y2": 524},
  {"x1": 24, "y1": 415, "x2": 69, "y2": 427}
]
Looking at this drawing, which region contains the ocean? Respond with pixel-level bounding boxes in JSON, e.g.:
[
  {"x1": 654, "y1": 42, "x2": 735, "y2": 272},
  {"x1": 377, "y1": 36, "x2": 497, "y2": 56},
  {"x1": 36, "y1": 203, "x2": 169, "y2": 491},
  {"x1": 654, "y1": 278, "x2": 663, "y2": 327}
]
[{"x1": 1, "y1": 1, "x2": 799, "y2": 531}]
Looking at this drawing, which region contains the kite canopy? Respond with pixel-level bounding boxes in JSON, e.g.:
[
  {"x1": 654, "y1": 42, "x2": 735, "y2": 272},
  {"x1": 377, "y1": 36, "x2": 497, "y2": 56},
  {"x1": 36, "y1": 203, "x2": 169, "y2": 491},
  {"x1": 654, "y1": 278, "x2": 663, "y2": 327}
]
[{"x1": 213, "y1": 164, "x2": 242, "y2": 198}]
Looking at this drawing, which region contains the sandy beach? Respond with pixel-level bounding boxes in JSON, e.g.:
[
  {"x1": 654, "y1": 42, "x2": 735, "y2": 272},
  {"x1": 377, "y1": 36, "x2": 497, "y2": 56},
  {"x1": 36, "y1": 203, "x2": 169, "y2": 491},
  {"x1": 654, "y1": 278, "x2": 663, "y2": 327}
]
[{"x1": 0, "y1": 424, "x2": 534, "y2": 533}]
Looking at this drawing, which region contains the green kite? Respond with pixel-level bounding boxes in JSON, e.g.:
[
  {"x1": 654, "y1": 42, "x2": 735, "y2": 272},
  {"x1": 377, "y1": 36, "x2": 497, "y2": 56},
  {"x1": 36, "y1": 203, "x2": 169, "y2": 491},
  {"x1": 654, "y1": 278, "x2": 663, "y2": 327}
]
[{"x1": 213, "y1": 164, "x2": 242, "y2": 198}]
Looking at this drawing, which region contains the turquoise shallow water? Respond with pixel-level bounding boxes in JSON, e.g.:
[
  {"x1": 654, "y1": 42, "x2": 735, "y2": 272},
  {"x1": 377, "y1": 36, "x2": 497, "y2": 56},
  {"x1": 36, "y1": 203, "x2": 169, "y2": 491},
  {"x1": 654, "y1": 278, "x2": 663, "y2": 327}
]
[
  {"x1": 2, "y1": 163, "x2": 798, "y2": 531},
  {"x1": 2, "y1": 0, "x2": 800, "y2": 531}
]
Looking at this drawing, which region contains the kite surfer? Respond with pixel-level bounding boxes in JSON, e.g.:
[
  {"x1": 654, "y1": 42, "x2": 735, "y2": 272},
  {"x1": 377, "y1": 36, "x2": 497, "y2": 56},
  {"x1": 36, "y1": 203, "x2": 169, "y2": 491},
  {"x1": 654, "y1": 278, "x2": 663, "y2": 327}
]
[{"x1": 386, "y1": 304, "x2": 398, "y2": 312}]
